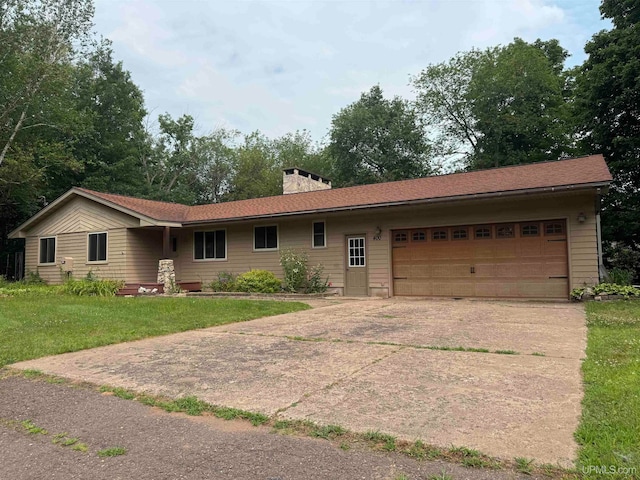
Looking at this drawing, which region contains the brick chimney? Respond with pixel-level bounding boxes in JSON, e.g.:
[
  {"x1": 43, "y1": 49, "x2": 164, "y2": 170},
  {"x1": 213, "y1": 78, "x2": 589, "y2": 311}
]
[{"x1": 283, "y1": 167, "x2": 331, "y2": 195}]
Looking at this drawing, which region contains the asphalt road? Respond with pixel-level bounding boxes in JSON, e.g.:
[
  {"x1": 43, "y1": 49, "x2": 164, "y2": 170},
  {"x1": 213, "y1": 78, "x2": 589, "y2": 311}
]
[{"x1": 0, "y1": 375, "x2": 541, "y2": 480}]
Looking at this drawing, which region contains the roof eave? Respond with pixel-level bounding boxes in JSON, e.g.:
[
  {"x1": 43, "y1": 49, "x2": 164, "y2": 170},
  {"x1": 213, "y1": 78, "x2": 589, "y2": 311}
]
[
  {"x1": 182, "y1": 181, "x2": 610, "y2": 227},
  {"x1": 8, "y1": 188, "x2": 183, "y2": 238}
]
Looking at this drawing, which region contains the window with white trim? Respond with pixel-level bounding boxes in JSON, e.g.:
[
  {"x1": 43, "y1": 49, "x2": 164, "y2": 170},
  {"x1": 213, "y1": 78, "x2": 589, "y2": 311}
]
[
  {"x1": 88, "y1": 232, "x2": 107, "y2": 262},
  {"x1": 39, "y1": 237, "x2": 56, "y2": 264},
  {"x1": 312, "y1": 221, "x2": 326, "y2": 248},
  {"x1": 254, "y1": 225, "x2": 278, "y2": 250},
  {"x1": 194, "y1": 230, "x2": 226, "y2": 260}
]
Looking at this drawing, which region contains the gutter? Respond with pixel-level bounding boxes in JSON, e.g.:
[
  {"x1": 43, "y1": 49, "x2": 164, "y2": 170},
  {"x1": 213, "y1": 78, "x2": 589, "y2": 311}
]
[{"x1": 182, "y1": 182, "x2": 611, "y2": 226}]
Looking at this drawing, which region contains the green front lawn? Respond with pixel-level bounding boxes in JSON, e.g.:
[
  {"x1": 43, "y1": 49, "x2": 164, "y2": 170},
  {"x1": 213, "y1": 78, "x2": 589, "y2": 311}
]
[
  {"x1": 576, "y1": 300, "x2": 640, "y2": 479},
  {"x1": 0, "y1": 295, "x2": 309, "y2": 367}
]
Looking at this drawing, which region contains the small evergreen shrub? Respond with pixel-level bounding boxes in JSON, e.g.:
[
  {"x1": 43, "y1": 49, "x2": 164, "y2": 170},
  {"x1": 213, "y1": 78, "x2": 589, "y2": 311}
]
[
  {"x1": 235, "y1": 270, "x2": 281, "y2": 293},
  {"x1": 209, "y1": 272, "x2": 238, "y2": 292}
]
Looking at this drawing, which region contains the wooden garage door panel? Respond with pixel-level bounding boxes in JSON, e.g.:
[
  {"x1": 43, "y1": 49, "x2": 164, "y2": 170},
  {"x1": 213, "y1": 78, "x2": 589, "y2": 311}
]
[{"x1": 392, "y1": 220, "x2": 568, "y2": 299}]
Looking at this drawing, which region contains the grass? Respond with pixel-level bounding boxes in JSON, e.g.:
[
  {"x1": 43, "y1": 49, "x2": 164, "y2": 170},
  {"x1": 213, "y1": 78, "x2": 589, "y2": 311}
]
[
  {"x1": 0, "y1": 295, "x2": 309, "y2": 367},
  {"x1": 575, "y1": 300, "x2": 640, "y2": 479},
  {"x1": 515, "y1": 456, "x2": 534, "y2": 474},
  {"x1": 21, "y1": 419, "x2": 47, "y2": 435},
  {"x1": 97, "y1": 446, "x2": 126, "y2": 457}
]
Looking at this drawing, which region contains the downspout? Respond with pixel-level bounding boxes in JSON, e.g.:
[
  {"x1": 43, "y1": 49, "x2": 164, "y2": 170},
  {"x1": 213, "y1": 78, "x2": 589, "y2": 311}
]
[{"x1": 595, "y1": 190, "x2": 605, "y2": 282}]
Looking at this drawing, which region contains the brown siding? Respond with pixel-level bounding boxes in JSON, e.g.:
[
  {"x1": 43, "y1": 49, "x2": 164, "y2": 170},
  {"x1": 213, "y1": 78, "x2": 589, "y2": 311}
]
[
  {"x1": 23, "y1": 190, "x2": 600, "y2": 296},
  {"x1": 174, "y1": 191, "x2": 598, "y2": 297},
  {"x1": 27, "y1": 196, "x2": 139, "y2": 236},
  {"x1": 25, "y1": 229, "x2": 127, "y2": 284},
  {"x1": 125, "y1": 229, "x2": 163, "y2": 283}
]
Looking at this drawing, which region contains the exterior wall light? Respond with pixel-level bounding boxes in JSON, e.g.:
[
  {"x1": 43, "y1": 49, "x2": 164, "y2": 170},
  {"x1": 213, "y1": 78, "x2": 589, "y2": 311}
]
[{"x1": 577, "y1": 212, "x2": 587, "y2": 223}]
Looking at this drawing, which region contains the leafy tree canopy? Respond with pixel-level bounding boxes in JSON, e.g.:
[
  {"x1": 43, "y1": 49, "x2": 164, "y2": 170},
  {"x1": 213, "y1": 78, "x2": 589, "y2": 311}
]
[
  {"x1": 327, "y1": 85, "x2": 432, "y2": 186},
  {"x1": 577, "y1": 0, "x2": 640, "y2": 247}
]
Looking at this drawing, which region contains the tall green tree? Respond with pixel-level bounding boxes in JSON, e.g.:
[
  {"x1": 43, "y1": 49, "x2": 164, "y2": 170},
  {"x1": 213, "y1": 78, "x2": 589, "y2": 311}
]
[
  {"x1": 0, "y1": 0, "x2": 95, "y2": 274},
  {"x1": 72, "y1": 44, "x2": 147, "y2": 196},
  {"x1": 577, "y1": 0, "x2": 640, "y2": 248},
  {"x1": 413, "y1": 38, "x2": 578, "y2": 170},
  {"x1": 0, "y1": 0, "x2": 94, "y2": 166},
  {"x1": 328, "y1": 85, "x2": 431, "y2": 186},
  {"x1": 468, "y1": 38, "x2": 575, "y2": 169},
  {"x1": 224, "y1": 132, "x2": 282, "y2": 201}
]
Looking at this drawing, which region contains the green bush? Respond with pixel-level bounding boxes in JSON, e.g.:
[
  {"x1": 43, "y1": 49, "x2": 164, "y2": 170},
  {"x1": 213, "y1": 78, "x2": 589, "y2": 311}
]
[
  {"x1": 280, "y1": 249, "x2": 308, "y2": 293},
  {"x1": 209, "y1": 272, "x2": 238, "y2": 292},
  {"x1": 572, "y1": 283, "x2": 640, "y2": 300},
  {"x1": 235, "y1": 270, "x2": 281, "y2": 293},
  {"x1": 62, "y1": 279, "x2": 124, "y2": 297},
  {"x1": 24, "y1": 270, "x2": 46, "y2": 285},
  {"x1": 280, "y1": 249, "x2": 329, "y2": 293},
  {"x1": 606, "y1": 267, "x2": 634, "y2": 286},
  {"x1": 306, "y1": 264, "x2": 329, "y2": 293},
  {"x1": 604, "y1": 242, "x2": 640, "y2": 283}
]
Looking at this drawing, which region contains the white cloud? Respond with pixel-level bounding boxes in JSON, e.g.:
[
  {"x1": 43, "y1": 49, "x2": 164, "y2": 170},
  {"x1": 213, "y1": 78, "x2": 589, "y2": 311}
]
[{"x1": 94, "y1": 0, "x2": 609, "y2": 142}]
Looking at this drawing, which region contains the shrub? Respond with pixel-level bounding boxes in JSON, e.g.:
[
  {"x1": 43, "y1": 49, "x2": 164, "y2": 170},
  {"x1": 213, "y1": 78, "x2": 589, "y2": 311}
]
[
  {"x1": 235, "y1": 270, "x2": 281, "y2": 293},
  {"x1": 24, "y1": 270, "x2": 46, "y2": 285},
  {"x1": 572, "y1": 283, "x2": 640, "y2": 300},
  {"x1": 209, "y1": 272, "x2": 238, "y2": 292},
  {"x1": 606, "y1": 267, "x2": 634, "y2": 286},
  {"x1": 604, "y1": 242, "x2": 640, "y2": 283},
  {"x1": 280, "y1": 249, "x2": 329, "y2": 294},
  {"x1": 62, "y1": 279, "x2": 124, "y2": 296},
  {"x1": 306, "y1": 264, "x2": 329, "y2": 293},
  {"x1": 280, "y1": 249, "x2": 308, "y2": 293}
]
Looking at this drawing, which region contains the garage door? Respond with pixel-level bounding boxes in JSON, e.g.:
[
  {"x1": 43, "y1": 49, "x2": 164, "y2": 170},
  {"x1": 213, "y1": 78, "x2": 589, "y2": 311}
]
[{"x1": 392, "y1": 220, "x2": 568, "y2": 298}]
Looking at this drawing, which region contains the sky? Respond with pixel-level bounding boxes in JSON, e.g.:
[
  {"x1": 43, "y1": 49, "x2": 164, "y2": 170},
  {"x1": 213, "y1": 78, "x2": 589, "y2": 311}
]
[{"x1": 93, "y1": 0, "x2": 610, "y2": 142}]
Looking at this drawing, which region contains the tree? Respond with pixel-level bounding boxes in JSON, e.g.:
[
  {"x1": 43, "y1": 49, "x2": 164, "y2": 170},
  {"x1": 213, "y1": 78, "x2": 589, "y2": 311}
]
[
  {"x1": 191, "y1": 129, "x2": 238, "y2": 204},
  {"x1": 0, "y1": 0, "x2": 94, "y2": 166},
  {"x1": 413, "y1": 38, "x2": 578, "y2": 170},
  {"x1": 72, "y1": 44, "x2": 148, "y2": 196},
  {"x1": 468, "y1": 38, "x2": 575, "y2": 169},
  {"x1": 328, "y1": 85, "x2": 431, "y2": 186},
  {"x1": 576, "y1": 0, "x2": 640, "y2": 250},
  {"x1": 139, "y1": 113, "x2": 201, "y2": 203},
  {"x1": 412, "y1": 49, "x2": 487, "y2": 167},
  {"x1": 223, "y1": 132, "x2": 282, "y2": 201}
]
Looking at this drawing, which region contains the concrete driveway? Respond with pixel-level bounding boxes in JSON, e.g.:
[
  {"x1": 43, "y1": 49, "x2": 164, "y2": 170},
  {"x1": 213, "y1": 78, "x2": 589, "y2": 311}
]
[{"x1": 12, "y1": 298, "x2": 586, "y2": 466}]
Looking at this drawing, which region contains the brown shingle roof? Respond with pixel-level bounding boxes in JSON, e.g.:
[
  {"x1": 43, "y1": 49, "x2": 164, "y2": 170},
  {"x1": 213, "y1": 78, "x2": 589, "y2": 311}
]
[
  {"x1": 76, "y1": 189, "x2": 189, "y2": 222},
  {"x1": 78, "y1": 155, "x2": 612, "y2": 224}
]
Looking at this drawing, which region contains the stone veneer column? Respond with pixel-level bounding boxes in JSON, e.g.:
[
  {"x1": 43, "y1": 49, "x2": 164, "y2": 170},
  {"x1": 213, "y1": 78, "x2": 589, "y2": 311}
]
[{"x1": 157, "y1": 259, "x2": 176, "y2": 293}]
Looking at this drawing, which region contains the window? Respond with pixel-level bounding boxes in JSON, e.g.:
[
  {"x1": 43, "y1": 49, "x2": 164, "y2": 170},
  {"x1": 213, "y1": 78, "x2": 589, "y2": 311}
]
[
  {"x1": 348, "y1": 237, "x2": 366, "y2": 267},
  {"x1": 452, "y1": 227, "x2": 468, "y2": 240},
  {"x1": 88, "y1": 232, "x2": 107, "y2": 262},
  {"x1": 544, "y1": 222, "x2": 564, "y2": 235},
  {"x1": 171, "y1": 236, "x2": 178, "y2": 253},
  {"x1": 194, "y1": 230, "x2": 226, "y2": 260},
  {"x1": 411, "y1": 230, "x2": 426, "y2": 242},
  {"x1": 432, "y1": 229, "x2": 447, "y2": 241},
  {"x1": 496, "y1": 224, "x2": 515, "y2": 239},
  {"x1": 39, "y1": 237, "x2": 56, "y2": 264},
  {"x1": 521, "y1": 223, "x2": 540, "y2": 237},
  {"x1": 393, "y1": 231, "x2": 408, "y2": 243},
  {"x1": 313, "y1": 221, "x2": 326, "y2": 248},
  {"x1": 474, "y1": 226, "x2": 492, "y2": 239},
  {"x1": 254, "y1": 225, "x2": 278, "y2": 250}
]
